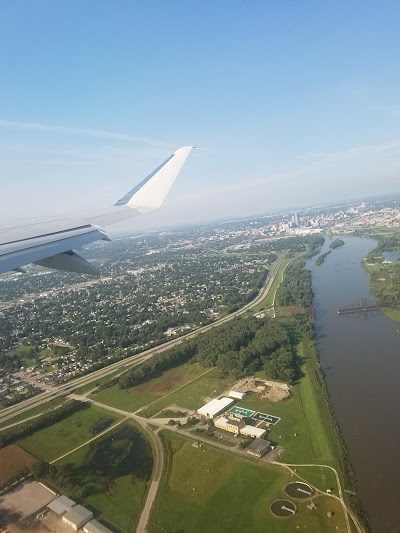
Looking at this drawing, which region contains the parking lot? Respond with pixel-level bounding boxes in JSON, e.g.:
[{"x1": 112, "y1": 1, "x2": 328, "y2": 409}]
[{"x1": 0, "y1": 481, "x2": 55, "y2": 521}]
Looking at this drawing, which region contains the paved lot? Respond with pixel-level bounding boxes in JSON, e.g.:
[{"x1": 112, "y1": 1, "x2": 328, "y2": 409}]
[
  {"x1": 8, "y1": 512, "x2": 73, "y2": 533},
  {"x1": 0, "y1": 481, "x2": 55, "y2": 521}
]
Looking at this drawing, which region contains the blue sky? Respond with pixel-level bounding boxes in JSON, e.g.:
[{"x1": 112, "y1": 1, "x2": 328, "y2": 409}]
[{"x1": 1, "y1": 1, "x2": 400, "y2": 230}]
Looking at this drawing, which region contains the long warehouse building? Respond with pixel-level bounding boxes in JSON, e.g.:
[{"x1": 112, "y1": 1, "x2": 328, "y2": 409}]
[{"x1": 197, "y1": 397, "x2": 234, "y2": 418}]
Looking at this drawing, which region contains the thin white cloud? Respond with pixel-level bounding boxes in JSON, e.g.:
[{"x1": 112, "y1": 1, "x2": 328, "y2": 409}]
[
  {"x1": 175, "y1": 136, "x2": 400, "y2": 202},
  {"x1": 0, "y1": 119, "x2": 175, "y2": 148},
  {"x1": 288, "y1": 137, "x2": 400, "y2": 169}
]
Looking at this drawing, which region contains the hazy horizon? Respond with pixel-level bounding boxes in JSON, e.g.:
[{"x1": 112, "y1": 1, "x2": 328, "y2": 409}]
[{"x1": 2, "y1": 2, "x2": 400, "y2": 231}]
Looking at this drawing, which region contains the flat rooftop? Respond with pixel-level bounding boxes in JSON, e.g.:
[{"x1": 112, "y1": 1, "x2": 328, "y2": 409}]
[
  {"x1": 63, "y1": 504, "x2": 93, "y2": 525},
  {"x1": 84, "y1": 519, "x2": 114, "y2": 533},
  {"x1": 48, "y1": 494, "x2": 76, "y2": 515},
  {"x1": 197, "y1": 397, "x2": 234, "y2": 417}
]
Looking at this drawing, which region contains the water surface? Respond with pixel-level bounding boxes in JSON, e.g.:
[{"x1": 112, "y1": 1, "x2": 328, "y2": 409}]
[
  {"x1": 307, "y1": 236, "x2": 400, "y2": 533},
  {"x1": 383, "y1": 250, "x2": 400, "y2": 262}
]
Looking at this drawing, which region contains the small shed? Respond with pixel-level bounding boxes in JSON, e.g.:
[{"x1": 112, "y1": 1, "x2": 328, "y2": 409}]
[
  {"x1": 48, "y1": 495, "x2": 76, "y2": 515},
  {"x1": 83, "y1": 519, "x2": 114, "y2": 533},
  {"x1": 62, "y1": 505, "x2": 93, "y2": 530},
  {"x1": 229, "y1": 390, "x2": 247, "y2": 400},
  {"x1": 241, "y1": 425, "x2": 266, "y2": 439}
]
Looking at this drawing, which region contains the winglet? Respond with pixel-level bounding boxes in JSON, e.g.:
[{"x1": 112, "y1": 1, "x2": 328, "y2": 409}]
[{"x1": 114, "y1": 146, "x2": 194, "y2": 213}]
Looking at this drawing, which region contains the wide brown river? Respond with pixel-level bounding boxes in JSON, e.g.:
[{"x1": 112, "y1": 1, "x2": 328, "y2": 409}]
[{"x1": 307, "y1": 236, "x2": 400, "y2": 533}]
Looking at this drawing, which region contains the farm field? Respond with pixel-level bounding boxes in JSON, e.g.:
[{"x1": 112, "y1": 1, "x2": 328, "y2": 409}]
[
  {"x1": 50, "y1": 420, "x2": 152, "y2": 532},
  {"x1": 18, "y1": 404, "x2": 123, "y2": 462},
  {"x1": 151, "y1": 432, "x2": 347, "y2": 533},
  {"x1": 0, "y1": 444, "x2": 37, "y2": 487},
  {"x1": 140, "y1": 367, "x2": 237, "y2": 418},
  {"x1": 92, "y1": 362, "x2": 208, "y2": 412}
]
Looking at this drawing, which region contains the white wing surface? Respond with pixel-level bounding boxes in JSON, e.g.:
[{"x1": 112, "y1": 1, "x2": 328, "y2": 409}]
[{"x1": 0, "y1": 146, "x2": 193, "y2": 275}]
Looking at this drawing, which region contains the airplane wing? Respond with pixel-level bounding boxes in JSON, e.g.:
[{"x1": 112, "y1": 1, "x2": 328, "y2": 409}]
[{"x1": 0, "y1": 146, "x2": 193, "y2": 276}]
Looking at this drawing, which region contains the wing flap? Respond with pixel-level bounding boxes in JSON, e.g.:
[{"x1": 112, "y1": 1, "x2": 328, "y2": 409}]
[
  {"x1": 34, "y1": 251, "x2": 100, "y2": 275},
  {"x1": 0, "y1": 227, "x2": 106, "y2": 274}
]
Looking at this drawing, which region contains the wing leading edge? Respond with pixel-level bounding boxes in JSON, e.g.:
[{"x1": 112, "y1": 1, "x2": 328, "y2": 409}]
[{"x1": 0, "y1": 146, "x2": 193, "y2": 275}]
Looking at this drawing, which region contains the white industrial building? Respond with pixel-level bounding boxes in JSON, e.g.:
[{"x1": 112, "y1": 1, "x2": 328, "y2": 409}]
[
  {"x1": 62, "y1": 505, "x2": 93, "y2": 530},
  {"x1": 229, "y1": 390, "x2": 247, "y2": 400},
  {"x1": 197, "y1": 397, "x2": 234, "y2": 418},
  {"x1": 47, "y1": 495, "x2": 76, "y2": 516},
  {"x1": 240, "y1": 425, "x2": 266, "y2": 439},
  {"x1": 83, "y1": 519, "x2": 114, "y2": 533}
]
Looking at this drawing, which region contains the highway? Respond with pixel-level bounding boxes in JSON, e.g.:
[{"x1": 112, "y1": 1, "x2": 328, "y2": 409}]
[{"x1": 0, "y1": 255, "x2": 284, "y2": 426}]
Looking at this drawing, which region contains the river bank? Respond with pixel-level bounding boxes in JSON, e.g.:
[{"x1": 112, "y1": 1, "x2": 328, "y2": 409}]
[
  {"x1": 280, "y1": 254, "x2": 366, "y2": 527},
  {"x1": 308, "y1": 235, "x2": 400, "y2": 532}
]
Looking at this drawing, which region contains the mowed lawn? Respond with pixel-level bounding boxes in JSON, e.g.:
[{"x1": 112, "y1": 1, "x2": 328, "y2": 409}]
[
  {"x1": 152, "y1": 433, "x2": 347, "y2": 533},
  {"x1": 18, "y1": 405, "x2": 122, "y2": 461},
  {"x1": 295, "y1": 339, "x2": 339, "y2": 466},
  {"x1": 140, "y1": 367, "x2": 237, "y2": 418},
  {"x1": 92, "y1": 362, "x2": 208, "y2": 413},
  {"x1": 92, "y1": 385, "x2": 156, "y2": 413}
]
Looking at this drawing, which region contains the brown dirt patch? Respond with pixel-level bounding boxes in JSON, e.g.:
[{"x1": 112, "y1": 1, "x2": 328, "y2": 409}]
[
  {"x1": 0, "y1": 445, "x2": 38, "y2": 487},
  {"x1": 261, "y1": 382, "x2": 290, "y2": 402},
  {"x1": 229, "y1": 377, "x2": 290, "y2": 403}
]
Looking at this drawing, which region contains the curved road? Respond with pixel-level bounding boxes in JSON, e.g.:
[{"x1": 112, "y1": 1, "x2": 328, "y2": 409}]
[
  {"x1": 275, "y1": 461, "x2": 365, "y2": 533},
  {"x1": 68, "y1": 396, "x2": 164, "y2": 533}
]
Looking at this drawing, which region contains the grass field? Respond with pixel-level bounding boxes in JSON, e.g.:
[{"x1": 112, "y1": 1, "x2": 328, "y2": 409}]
[
  {"x1": 49, "y1": 420, "x2": 152, "y2": 533},
  {"x1": 293, "y1": 465, "x2": 338, "y2": 494},
  {"x1": 92, "y1": 362, "x2": 209, "y2": 413},
  {"x1": 295, "y1": 339, "x2": 342, "y2": 466},
  {"x1": 18, "y1": 405, "x2": 123, "y2": 462},
  {"x1": 277, "y1": 305, "x2": 306, "y2": 317},
  {"x1": 72, "y1": 368, "x2": 131, "y2": 396},
  {"x1": 139, "y1": 367, "x2": 236, "y2": 418},
  {"x1": 251, "y1": 256, "x2": 292, "y2": 313},
  {"x1": 151, "y1": 432, "x2": 347, "y2": 533},
  {"x1": 0, "y1": 397, "x2": 66, "y2": 430},
  {"x1": 382, "y1": 306, "x2": 400, "y2": 323},
  {"x1": 9, "y1": 345, "x2": 57, "y2": 368},
  {"x1": 236, "y1": 339, "x2": 338, "y2": 467},
  {"x1": 0, "y1": 444, "x2": 38, "y2": 487}
]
